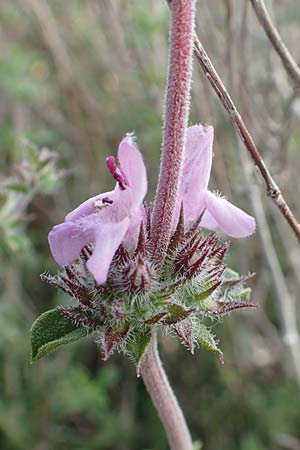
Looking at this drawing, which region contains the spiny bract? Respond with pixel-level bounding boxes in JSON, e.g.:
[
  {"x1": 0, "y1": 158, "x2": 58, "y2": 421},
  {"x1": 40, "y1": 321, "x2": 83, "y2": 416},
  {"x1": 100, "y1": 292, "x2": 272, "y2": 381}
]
[{"x1": 41, "y1": 204, "x2": 256, "y2": 371}]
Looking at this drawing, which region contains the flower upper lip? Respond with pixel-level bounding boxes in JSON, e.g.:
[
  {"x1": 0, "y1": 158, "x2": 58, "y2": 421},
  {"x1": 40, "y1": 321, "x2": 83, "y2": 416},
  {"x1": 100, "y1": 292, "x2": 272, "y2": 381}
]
[
  {"x1": 178, "y1": 124, "x2": 256, "y2": 239},
  {"x1": 48, "y1": 125, "x2": 255, "y2": 285}
]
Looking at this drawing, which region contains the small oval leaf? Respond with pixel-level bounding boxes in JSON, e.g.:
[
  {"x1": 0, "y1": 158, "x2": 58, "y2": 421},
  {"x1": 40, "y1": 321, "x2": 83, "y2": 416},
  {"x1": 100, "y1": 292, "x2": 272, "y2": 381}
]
[{"x1": 30, "y1": 308, "x2": 87, "y2": 361}]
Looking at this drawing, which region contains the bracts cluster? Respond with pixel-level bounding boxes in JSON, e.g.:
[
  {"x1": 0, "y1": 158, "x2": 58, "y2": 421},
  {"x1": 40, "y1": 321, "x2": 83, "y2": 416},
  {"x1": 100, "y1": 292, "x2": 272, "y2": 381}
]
[{"x1": 41, "y1": 203, "x2": 256, "y2": 372}]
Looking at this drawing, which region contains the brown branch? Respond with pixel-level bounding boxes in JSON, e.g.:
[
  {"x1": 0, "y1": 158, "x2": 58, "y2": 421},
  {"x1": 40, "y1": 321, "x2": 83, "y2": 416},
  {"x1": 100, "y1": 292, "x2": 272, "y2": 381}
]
[
  {"x1": 250, "y1": 0, "x2": 300, "y2": 88},
  {"x1": 192, "y1": 34, "x2": 300, "y2": 242}
]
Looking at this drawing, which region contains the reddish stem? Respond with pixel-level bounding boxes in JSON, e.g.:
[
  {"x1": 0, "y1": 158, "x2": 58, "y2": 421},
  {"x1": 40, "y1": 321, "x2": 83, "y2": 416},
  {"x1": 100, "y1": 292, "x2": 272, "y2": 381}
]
[
  {"x1": 151, "y1": 0, "x2": 195, "y2": 262},
  {"x1": 140, "y1": 335, "x2": 193, "y2": 450},
  {"x1": 142, "y1": 3, "x2": 196, "y2": 448}
]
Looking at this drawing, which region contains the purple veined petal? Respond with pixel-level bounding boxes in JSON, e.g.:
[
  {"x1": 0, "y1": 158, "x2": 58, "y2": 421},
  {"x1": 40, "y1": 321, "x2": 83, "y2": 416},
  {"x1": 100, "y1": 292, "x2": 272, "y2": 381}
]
[
  {"x1": 86, "y1": 217, "x2": 130, "y2": 285},
  {"x1": 117, "y1": 134, "x2": 147, "y2": 208},
  {"x1": 48, "y1": 218, "x2": 95, "y2": 266},
  {"x1": 65, "y1": 190, "x2": 116, "y2": 222},
  {"x1": 204, "y1": 190, "x2": 256, "y2": 238}
]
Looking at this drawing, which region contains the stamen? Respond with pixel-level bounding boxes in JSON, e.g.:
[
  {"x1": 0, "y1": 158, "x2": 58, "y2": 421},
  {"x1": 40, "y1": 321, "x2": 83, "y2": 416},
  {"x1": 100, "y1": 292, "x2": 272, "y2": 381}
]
[
  {"x1": 102, "y1": 197, "x2": 113, "y2": 205},
  {"x1": 106, "y1": 156, "x2": 128, "y2": 190}
]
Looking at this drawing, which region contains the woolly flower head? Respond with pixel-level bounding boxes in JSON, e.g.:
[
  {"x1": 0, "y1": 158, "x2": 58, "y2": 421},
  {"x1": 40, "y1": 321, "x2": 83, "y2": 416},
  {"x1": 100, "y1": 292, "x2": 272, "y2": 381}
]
[{"x1": 32, "y1": 126, "x2": 256, "y2": 369}]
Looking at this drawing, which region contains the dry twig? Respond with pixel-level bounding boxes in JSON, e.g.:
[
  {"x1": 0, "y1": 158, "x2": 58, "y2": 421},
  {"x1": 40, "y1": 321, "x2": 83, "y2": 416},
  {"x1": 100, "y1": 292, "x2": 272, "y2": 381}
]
[
  {"x1": 224, "y1": 1, "x2": 300, "y2": 384},
  {"x1": 192, "y1": 34, "x2": 300, "y2": 242},
  {"x1": 250, "y1": 0, "x2": 300, "y2": 87},
  {"x1": 240, "y1": 150, "x2": 300, "y2": 385}
]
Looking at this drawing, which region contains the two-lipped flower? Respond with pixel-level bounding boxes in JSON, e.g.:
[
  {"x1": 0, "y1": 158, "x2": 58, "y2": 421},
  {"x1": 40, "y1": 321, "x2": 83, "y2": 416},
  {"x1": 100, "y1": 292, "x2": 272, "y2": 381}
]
[{"x1": 49, "y1": 125, "x2": 255, "y2": 284}]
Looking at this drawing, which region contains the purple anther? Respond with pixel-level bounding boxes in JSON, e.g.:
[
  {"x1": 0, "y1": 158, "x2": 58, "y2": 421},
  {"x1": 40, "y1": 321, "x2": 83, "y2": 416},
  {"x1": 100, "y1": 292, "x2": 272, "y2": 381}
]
[
  {"x1": 106, "y1": 155, "x2": 117, "y2": 175},
  {"x1": 106, "y1": 155, "x2": 128, "y2": 190},
  {"x1": 102, "y1": 197, "x2": 113, "y2": 205}
]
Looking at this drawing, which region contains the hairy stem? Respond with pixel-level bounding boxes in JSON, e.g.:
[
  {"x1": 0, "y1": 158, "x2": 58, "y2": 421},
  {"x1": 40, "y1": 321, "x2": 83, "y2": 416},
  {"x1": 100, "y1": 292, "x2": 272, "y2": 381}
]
[
  {"x1": 140, "y1": 335, "x2": 193, "y2": 450},
  {"x1": 151, "y1": 0, "x2": 195, "y2": 262}
]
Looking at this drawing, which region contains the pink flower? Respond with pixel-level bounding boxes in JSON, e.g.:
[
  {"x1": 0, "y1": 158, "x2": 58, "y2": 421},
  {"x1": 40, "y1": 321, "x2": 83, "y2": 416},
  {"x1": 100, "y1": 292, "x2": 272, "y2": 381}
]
[
  {"x1": 48, "y1": 134, "x2": 147, "y2": 285},
  {"x1": 179, "y1": 125, "x2": 255, "y2": 238},
  {"x1": 48, "y1": 126, "x2": 255, "y2": 285}
]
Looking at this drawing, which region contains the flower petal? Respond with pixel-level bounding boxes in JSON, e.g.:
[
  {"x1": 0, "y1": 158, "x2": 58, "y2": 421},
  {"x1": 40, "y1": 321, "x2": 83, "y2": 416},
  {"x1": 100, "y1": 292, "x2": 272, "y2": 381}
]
[
  {"x1": 179, "y1": 125, "x2": 214, "y2": 220},
  {"x1": 48, "y1": 219, "x2": 95, "y2": 266},
  {"x1": 123, "y1": 204, "x2": 146, "y2": 252},
  {"x1": 200, "y1": 210, "x2": 218, "y2": 231},
  {"x1": 183, "y1": 125, "x2": 214, "y2": 190},
  {"x1": 118, "y1": 134, "x2": 147, "y2": 207},
  {"x1": 204, "y1": 191, "x2": 256, "y2": 238},
  {"x1": 65, "y1": 191, "x2": 115, "y2": 222},
  {"x1": 86, "y1": 217, "x2": 130, "y2": 285}
]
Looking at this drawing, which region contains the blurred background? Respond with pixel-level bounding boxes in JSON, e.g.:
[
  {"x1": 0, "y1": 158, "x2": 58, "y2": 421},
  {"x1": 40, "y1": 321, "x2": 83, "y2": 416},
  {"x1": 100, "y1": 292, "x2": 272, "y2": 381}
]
[{"x1": 1, "y1": 1, "x2": 300, "y2": 449}]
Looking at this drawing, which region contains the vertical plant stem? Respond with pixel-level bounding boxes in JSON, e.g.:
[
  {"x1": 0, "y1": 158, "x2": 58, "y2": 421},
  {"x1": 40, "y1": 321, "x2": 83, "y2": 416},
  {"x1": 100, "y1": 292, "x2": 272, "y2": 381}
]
[
  {"x1": 151, "y1": 0, "x2": 195, "y2": 262},
  {"x1": 140, "y1": 335, "x2": 193, "y2": 450},
  {"x1": 144, "y1": 3, "x2": 196, "y2": 448}
]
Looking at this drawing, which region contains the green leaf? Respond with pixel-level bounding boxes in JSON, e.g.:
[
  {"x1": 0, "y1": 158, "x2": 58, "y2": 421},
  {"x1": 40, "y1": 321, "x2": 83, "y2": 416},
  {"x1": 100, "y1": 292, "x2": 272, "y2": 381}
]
[
  {"x1": 127, "y1": 329, "x2": 152, "y2": 373},
  {"x1": 163, "y1": 303, "x2": 195, "y2": 324},
  {"x1": 221, "y1": 269, "x2": 254, "y2": 293},
  {"x1": 239, "y1": 287, "x2": 252, "y2": 302},
  {"x1": 196, "y1": 323, "x2": 223, "y2": 359},
  {"x1": 149, "y1": 292, "x2": 168, "y2": 307},
  {"x1": 193, "y1": 280, "x2": 221, "y2": 305},
  {"x1": 30, "y1": 308, "x2": 87, "y2": 361},
  {"x1": 5, "y1": 181, "x2": 28, "y2": 193},
  {"x1": 223, "y1": 268, "x2": 240, "y2": 281},
  {"x1": 193, "y1": 441, "x2": 203, "y2": 450}
]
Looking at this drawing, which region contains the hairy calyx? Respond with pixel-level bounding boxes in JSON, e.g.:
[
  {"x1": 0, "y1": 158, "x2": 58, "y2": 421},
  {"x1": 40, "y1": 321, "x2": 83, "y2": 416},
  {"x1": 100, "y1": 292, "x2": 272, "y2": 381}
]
[{"x1": 43, "y1": 204, "x2": 256, "y2": 370}]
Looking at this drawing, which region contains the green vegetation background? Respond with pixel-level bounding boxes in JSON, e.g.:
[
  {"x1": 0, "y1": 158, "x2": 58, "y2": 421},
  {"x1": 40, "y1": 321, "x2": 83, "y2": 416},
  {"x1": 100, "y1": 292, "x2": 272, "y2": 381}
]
[{"x1": 1, "y1": 1, "x2": 300, "y2": 449}]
